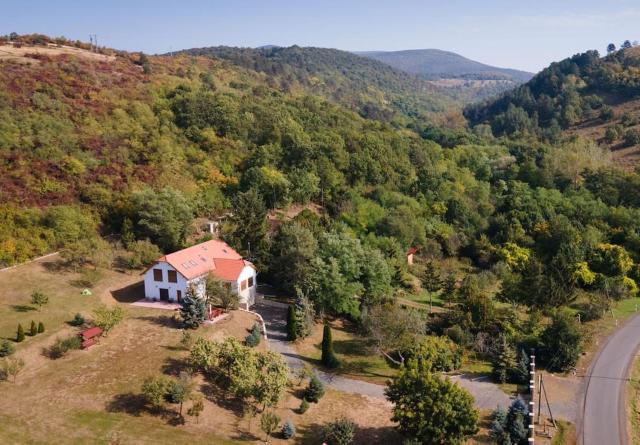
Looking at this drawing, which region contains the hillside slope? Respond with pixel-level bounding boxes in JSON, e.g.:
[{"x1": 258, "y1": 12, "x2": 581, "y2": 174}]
[
  {"x1": 465, "y1": 47, "x2": 640, "y2": 167},
  {"x1": 357, "y1": 49, "x2": 534, "y2": 102},
  {"x1": 173, "y1": 45, "x2": 457, "y2": 122}
]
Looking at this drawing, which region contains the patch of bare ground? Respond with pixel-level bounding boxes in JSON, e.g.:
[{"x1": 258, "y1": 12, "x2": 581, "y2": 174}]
[{"x1": 0, "y1": 43, "x2": 115, "y2": 64}]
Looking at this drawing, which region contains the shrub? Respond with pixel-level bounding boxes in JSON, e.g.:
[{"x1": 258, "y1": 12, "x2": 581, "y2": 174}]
[
  {"x1": 541, "y1": 310, "x2": 582, "y2": 372},
  {"x1": 282, "y1": 420, "x2": 296, "y2": 439},
  {"x1": 299, "y1": 398, "x2": 309, "y2": 414},
  {"x1": 71, "y1": 313, "x2": 85, "y2": 326},
  {"x1": 125, "y1": 239, "x2": 162, "y2": 269},
  {"x1": 624, "y1": 129, "x2": 640, "y2": 147},
  {"x1": 92, "y1": 305, "x2": 125, "y2": 335},
  {"x1": 245, "y1": 323, "x2": 262, "y2": 347},
  {"x1": 323, "y1": 417, "x2": 356, "y2": 445},
  {"x1": 0, "y1": 339, "x2": 15, "y2": 357},
  {"x1": 31, "y1": 290, "x2": 49, "y2": 311},
  {"x1": 321, "y1": 324, "x2": 339, "y2": 369},
  {"x1": 141, "y1": 375, "x2": 171, "y2": 410},
  {"x1": 304, "y1": 374, "x2": 325, "y2": 403},
  {"x1": 30, "y1": 320, "x2": 37, "y2": 336},
  {"x1": 261, "y1": 411, "x2": 280, "y2": 443},
  {"x1": 37, "y1": 321, "x2": 45, "y2": 333},
  {"x1": 16, "y1": 324, "x2": 25, "y2": 342},
  {"x1": 48, "y1": 335, "x2": 82, "y2": 359}
]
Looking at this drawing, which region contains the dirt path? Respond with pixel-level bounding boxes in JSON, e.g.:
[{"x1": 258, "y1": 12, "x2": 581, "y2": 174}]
[{"x1": 253, "y1": 296, "x2": 513, "y2": 409}]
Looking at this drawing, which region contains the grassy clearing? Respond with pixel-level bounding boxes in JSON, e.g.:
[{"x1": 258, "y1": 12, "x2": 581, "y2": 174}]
[
  {"x1": 628, "y1": 353, "x2": 640, "y2": 445},
  {"x1": 550, "y1": 420, "x2": 577, "y2": 445},
  {"x1": 293, "y1": 320, "x2": 397, "y2": 385}
]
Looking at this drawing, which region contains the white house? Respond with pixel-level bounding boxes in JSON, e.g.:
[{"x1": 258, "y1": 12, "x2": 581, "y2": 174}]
[{"x1": 143, "y1": 239, "x2": 257, "y2": 309}]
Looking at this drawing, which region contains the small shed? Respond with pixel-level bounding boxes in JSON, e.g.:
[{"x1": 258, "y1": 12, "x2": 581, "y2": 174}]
[{"x1": 406, "y1": 247, "x2": 418, "y2": 266}]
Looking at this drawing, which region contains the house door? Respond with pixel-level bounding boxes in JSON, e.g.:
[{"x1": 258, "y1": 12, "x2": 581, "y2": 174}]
[
  {"x1": 159, "y1": 289, "x2": 169, "y2": 301},
  {"x1": 176, "y1": 290, "x2": 182, "y2": 302}
]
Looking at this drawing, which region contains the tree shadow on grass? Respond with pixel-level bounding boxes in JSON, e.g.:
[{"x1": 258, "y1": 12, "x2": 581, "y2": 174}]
[
  {"x1": 333, "y1": 339, "x2": 376, "y2": 357},
  {"x1": 200, "y1": 382, "x2": 245, "y2": 416},
  {"x1": 161, "y1": 356, "x2": 190, "y2": 377},
  {"x1": 111, "y1": 281, "x2": 145, "y2": 303},
  {"x1": 41, "y1": 259, "x2": 68, "y2": 273},
  {"x1": 10, "y1": 304, "x2": 36, "y2": 313},
  {"x1": 106, "y1": 392, "x2": 148, "y2": 417},
  {"x1": 294, "y1": 422, "x2": 401, "y2": 445},
  {"x1": 106, "y1": 392, "x2": 185, "y2": 425}
]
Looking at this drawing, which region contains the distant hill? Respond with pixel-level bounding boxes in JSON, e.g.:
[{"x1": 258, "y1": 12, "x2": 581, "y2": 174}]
[
  {"x1": 174, "y1": 45, "x2": 456, "y2": 122},
  {"x1": 357, "y1": 49, "x2": 534, "y2": 102},
  {"x1": 465, "y1": 47, "x2": 640, "y2": 167},
  {"x1": 357, "y1": 49, "x2": 533, "y2": 82}
]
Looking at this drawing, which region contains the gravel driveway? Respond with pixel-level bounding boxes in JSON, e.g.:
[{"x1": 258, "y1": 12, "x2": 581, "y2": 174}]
[{"x1": 253, "y1": 295, "x2": 513, "y2": 409}]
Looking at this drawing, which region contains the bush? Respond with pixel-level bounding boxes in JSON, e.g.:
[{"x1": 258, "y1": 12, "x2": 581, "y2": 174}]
[
  {"x1": 299, "y1": 398, "x2": 309, "y2": 414},
  {"x1": 541, "y1": 310, "x2": 582, "y2": 372},
  {"x1": 624, "y1": 129, "x2": 640, "y2": 147},
  {"x1": 323, "y1": 417, "x2": 356, "y2": 445},
  {"x1": 125, "y1": 239, "x2": 162, "y2": 269},
  {"x1": 30, "y1": 320, "x2": 37, "y2": 336},
  {"x1": 16, "y1": 324, "x2": 25, "y2": 342},
  {"x1": 71, "y1": 313, "x2": 85, "y2": 326},
  {"x1": 48, "y1": 335, "x2": 82, "y2": 359},
  {"x1": 245, "y1": 323, "x2": 262, "y2": 347},
  {"x1": 37, "y1": 321, "x2": 45, "y2": 333},
  {"x1": 304, "y1": 374, "x2": 325, "y2": 403},
  {"x1": 0, "y1": 339, "x2": 15, "y2": 357},
  {"x1": 282, "y1": 420, "x2": 296, "y2": 439}
]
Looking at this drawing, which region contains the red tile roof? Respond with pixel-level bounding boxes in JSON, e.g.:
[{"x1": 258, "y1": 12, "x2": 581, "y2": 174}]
[{"x1": 158, "y1": 240, "x2": 254, "y2": 281}]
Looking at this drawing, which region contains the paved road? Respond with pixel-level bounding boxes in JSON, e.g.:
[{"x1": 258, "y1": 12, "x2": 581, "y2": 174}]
[
  {"x1": 581, "y1": 314, "x2": 640, "y2": 445},
  {"x1": 253, "y1": 296, "x2": 511, "y2": 409}
]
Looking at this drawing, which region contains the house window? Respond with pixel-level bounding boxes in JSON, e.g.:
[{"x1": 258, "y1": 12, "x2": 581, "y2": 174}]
[
  {"x1": 153, "y1": 269, "x2": 163, "y2": 282},
  {"x1": 168, "y1": 270, "x2": 177, "y2": 283},
  {"x1": 248, "y1": 276, "x2": 254, "y2": 288},
  {"x1": 241, "y1": 280, "x2": 247, "y2": 291}
]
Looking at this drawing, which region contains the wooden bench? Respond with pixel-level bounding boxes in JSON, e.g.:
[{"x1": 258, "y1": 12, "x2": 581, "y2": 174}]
[{"x1": 80, "y1": 327, "x2": 103, "y2": 349}]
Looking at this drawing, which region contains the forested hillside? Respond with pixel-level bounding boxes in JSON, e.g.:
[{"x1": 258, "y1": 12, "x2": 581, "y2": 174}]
[
  {"x1": 465, "y1": 46, "x2": 640, "y2": 165},
  {"x1": 357, "y1": 49, "x2": 534, "y2": 103},
  {"x1": 4, "y1": 36, "x2": 640, "y2": 377},
  {"x1": 174, "y1": 45, "x2": 456, "y2": 123}
]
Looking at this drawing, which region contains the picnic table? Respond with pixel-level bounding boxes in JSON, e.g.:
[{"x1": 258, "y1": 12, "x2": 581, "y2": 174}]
[{"x1": 80, "y1": 326, "x2": 103, "y2": 349}]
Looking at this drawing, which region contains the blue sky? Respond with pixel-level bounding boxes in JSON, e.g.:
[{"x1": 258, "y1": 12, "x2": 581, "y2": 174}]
[{"x1": 2, "y1": 0, "x2": 638, "y2": 72}]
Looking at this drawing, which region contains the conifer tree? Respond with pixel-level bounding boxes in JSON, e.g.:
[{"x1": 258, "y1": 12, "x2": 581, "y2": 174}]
[
  {"x1": 287, "y1": 305, "x2": 298, "y2": 341},
  {"x1": 37, "y1": 321, "x2": 45, "y2": 333},
  {"x1": 492, "y1": 336, "x2": 517, "y2": 384},
  {"x1": 180, "y1": 286, "x2": 206, "y2": 329},
  {"x1": 321, "y1": 324, "x2": 339, "y2": 369},
  {"x1": 16, "y1": 324, "x2": 25, "y2": 342},
  {"x1": 30, "y1": 320, "x2": 37, "y2": 336}
]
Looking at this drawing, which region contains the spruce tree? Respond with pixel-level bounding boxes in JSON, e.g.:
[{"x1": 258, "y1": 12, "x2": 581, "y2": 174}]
[
  {"x1": 492, "y1": 336, "x2": 517, "y2": 384},
  {"x1": 37, "y1": 321, "x2": 45, "y2": 333},
  {"x1": 180, "y1": 286, "x2": 206, "y2": 329},
  {"x1": 287, "y1": 305, "x2": 298, "y2": 341},
  {"x1": 16, "y1": 324, "x2": 25, "y2": 342},
  {"x1": 30, "y1": 320, "x2": 37, "y2": 336},
  {"x1": 321, "y1": 324, "x2": 339, "y2": 369}
]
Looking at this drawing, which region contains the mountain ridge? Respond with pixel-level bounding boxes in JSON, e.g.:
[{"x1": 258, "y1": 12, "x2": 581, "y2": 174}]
[{"x1": 355, "y1": 48, "x2": 534, "y2": 82}]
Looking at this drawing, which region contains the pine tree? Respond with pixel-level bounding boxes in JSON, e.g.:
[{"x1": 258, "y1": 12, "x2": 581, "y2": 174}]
[
  {"x1": 37, "y1": 321, "x2": 45, "y2": 333},
  {"x1": 16, "y1": 324, "x2": 25, "y2": 342},
  {"x1": 321, "y1": 324, "x2": 339, "y2": 369},
  {"x1": 287, "y1": 305, "x2": 298, "y2": 341},
  {"x1": 180, "y1": 286, "x2": 206, "y2": 329},
  {"x1": 29, "y1": 320, "x2": 37, "y2": 336},
  {"x1": 514, "y1": 349, "x2": 530, "y2": 384},
  {"x1": 492, "y1": 336, "x2": 517, "y2": 384}
]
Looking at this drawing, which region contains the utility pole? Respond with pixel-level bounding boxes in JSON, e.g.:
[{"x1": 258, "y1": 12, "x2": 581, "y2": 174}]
[{"x1": 529, "y1": 349, "x2": 535, "y2": 444}]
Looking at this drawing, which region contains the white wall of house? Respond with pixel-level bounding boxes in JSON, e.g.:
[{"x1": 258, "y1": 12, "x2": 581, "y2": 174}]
[
  {"x1": 144, "y1": 262, "x2": 257, "y2": 307},
  {"x1": 144, "y1": 261, "x2": 189, "y2": 302},
  {"x1": 232, "y1": 265, "x2": 257, "y2": 309}
]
